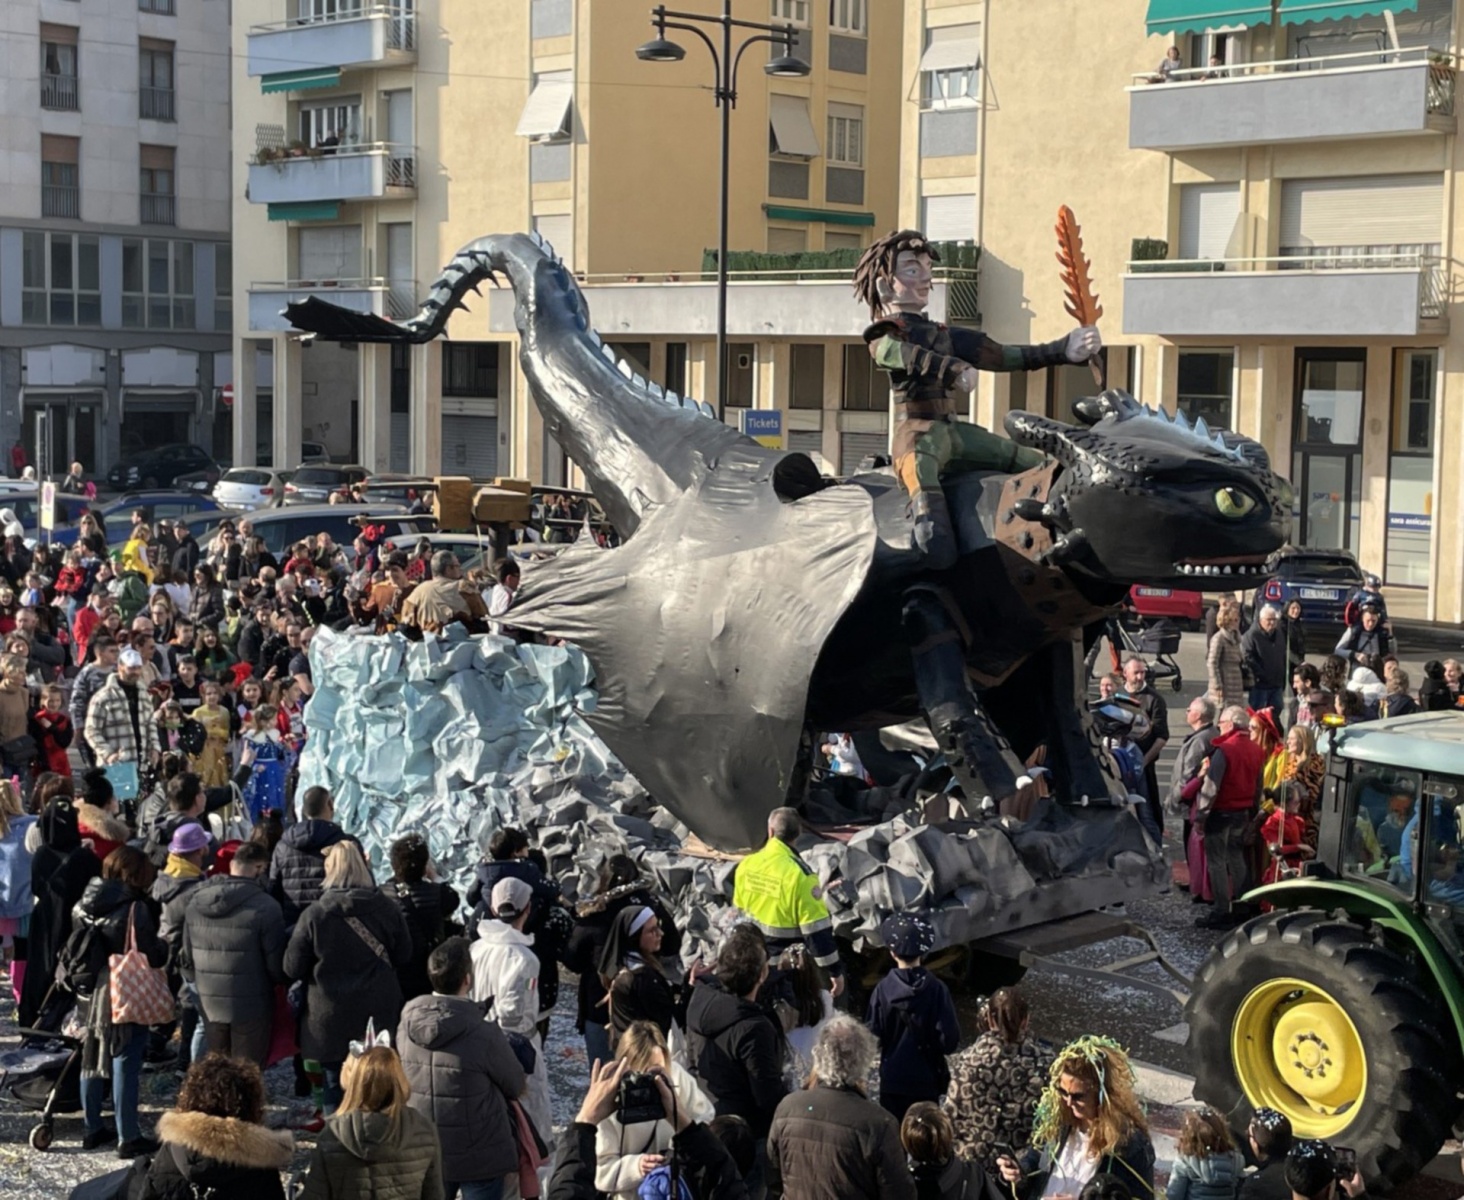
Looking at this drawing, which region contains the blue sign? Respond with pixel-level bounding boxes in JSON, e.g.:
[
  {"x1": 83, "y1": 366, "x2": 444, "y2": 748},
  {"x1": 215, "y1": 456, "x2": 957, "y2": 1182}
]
[{"x1": 740, "y1": 409, "x2": 784, "y2": 449}]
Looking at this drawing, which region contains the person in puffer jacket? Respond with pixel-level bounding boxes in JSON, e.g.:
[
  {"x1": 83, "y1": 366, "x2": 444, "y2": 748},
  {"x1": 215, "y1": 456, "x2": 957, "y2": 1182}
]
[
  {"x1": 298, "y1": 1044, "x2": 444, "y2": 1200},
  {"x1": 1167, "y1": 1109, "x2": 1245, "y2": 1200},
  {"x1": 268, "y1": 786, "x2": 360, "y2": 925},
  {"x1": 866, "y1": 914, "x2": 960, "y2": 1120},
  {"x1": 128, "y1": 1055, "x2": 292, "y2": 1200},
  {"x1": 396, "y1": 937, "x2": 525, "y2": 1199}
]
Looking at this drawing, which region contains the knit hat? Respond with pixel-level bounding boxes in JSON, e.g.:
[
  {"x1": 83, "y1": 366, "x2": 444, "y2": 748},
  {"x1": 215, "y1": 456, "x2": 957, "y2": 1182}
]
[
  {"x1": 880, "y1": 912, "x2": 937, "y2": 961},
  {"x1": 491, "y1": 876, "x2": 533, "y2": 919},
  {"x1": 169, "y1": 822, "x2": 210, "y2": 855}
]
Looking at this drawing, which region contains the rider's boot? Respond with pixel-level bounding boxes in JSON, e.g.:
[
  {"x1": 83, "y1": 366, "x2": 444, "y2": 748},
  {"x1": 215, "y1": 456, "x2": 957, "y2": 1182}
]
[{"x1": 911, "y1": 489, "x2": 958, "y2": 570}]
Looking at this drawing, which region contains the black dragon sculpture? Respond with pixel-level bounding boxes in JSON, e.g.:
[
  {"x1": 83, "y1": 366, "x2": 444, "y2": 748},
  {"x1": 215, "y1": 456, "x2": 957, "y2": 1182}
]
[{"x1": 286, "y1": 232, "x2": 1291, "y2": 851}]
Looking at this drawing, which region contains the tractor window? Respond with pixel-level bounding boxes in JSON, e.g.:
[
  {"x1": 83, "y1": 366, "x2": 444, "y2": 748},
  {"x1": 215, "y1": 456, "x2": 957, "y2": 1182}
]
[
  {"x1": 1343, "y1": 766, "x2": 1421, "y2": 899},
  {"x1": 1420, "y1": 790, "x2": 1464, "y2": 917}
]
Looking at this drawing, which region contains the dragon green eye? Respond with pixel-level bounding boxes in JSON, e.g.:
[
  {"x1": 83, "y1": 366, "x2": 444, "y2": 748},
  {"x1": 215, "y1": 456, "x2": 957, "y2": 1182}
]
[{"x1": 1215, "y1": 487, "x2": 1257, "y2": 519}]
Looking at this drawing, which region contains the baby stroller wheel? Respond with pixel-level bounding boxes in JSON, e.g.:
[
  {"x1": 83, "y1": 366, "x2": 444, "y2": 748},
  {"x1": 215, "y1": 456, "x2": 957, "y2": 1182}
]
[
  {"x1": 1171, "y1": 675, "x2": 1183, "y2": 693},
  {"x1": 29, "y1": 1121, "x2": 54, "y2": 1151}
]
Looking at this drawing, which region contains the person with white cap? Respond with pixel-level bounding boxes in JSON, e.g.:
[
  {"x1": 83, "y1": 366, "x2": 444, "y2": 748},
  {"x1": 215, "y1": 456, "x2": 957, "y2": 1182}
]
[
  {"x1": 83, "y1": 645, "x2": 161, "y2": 771},
  {"x1": 470, "y1": 875, "x2": 551, "y2": 1144}
]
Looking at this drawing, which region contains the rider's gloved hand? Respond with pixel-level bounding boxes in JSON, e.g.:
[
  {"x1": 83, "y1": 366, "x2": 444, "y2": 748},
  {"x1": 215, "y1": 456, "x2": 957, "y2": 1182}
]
[{"x1": 1065, "y1": 325, "x2": 1102, "y2": 363}]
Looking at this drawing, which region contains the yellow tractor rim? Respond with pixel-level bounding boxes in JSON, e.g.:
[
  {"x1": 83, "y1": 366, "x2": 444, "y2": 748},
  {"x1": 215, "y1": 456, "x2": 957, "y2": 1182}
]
[{"x1": 1231, "y1": 977, "x2": 1367, "y2": 1138}]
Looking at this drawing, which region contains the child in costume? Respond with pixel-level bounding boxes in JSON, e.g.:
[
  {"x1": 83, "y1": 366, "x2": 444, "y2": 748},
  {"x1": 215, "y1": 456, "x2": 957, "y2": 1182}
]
[
  {"x1": 192, "y1": 679, "x2": 233, "y2": 789},
  {"x1": 1260, "y1": 782, "x2": 1312, "y2": 885},
  {"x1": 241, "y1": 704, "x2": 288, "y2": 824}
]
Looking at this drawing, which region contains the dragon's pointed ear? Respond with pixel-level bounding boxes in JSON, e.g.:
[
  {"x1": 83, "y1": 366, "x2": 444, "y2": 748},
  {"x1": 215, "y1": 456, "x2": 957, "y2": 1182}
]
[
  {"x1": 1004, "y1": 410, "x2": 1085, "y2": 466},
  {"x1": 1071, "y1": 389, "x2": 1142, "y2": 427}
]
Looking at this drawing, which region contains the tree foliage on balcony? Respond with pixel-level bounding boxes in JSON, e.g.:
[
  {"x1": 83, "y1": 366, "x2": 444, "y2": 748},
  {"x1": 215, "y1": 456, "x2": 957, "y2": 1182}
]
[{"x1": 702, "y1": 240, "x2": 981, "y2": 280}]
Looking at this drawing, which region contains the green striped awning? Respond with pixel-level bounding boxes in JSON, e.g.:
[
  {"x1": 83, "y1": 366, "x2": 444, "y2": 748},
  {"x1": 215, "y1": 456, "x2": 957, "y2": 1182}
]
[
  {"x1": 1145, "y1": 0, "x2": 1273, "y2": 35},
  {"x1": 260, "y1": 67, "x2": 341, "y2": 93},
  {"x1": 762, "y1": 205, "x2": 876, "y2": 227},
  {"x1": 1277, "y1": 0, "x2": 1418, "y2": 23},
  {"x1": 267, "y1": 201, "x2": 341, "y2": 222}
]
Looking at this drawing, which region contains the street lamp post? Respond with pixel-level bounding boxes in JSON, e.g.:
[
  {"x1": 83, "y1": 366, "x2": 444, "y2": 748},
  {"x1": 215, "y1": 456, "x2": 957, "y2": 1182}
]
[{"x1": 637, "y1": 4, "x2": 810, "y2": 423}]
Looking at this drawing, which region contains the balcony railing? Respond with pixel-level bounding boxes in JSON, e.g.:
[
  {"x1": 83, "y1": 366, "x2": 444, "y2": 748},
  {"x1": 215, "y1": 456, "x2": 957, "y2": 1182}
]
[
  {"x1": 248, "y1": 278, "x2": 390, "y2": 332},
  {"x1": 140, "y1": 193, "x2": 176, "y2": 225},
  {"x1": 1130, "y1": 44, "x2": 1455, "y2": 115},
  {"x1": 140, "y1": 86, "x2": 175, "y2": 121},
  {"x1": 247, "y1": 142, "x2": 416, "y2": 205},
  {"x1": 42, "y1": 184, "x2": 80, "y2": 219},
  {"x1": 41, "y1": 73, "x2": 79, "y2": 111},
  {"x1": 246, "y1": 3, "x2": 415, "y2": 76},
  {"x1": 139, "y1": 0, "x2": 176, "y2": 13}
]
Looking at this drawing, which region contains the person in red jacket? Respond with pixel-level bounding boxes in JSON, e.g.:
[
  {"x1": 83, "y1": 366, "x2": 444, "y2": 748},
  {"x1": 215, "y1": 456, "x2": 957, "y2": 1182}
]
[
  {"x1": 29, "y1": 682, "x2": 73, "y2": 777},
  {"x1": 1194, "y1": 705, "x2": 1265, "y2": 930},
  {"x1": 71, "y1": 590, "x2": 112, "y2": 669},
  {"x1": 1260, "y1": 782, "x2": 1312, "y2": 886}
]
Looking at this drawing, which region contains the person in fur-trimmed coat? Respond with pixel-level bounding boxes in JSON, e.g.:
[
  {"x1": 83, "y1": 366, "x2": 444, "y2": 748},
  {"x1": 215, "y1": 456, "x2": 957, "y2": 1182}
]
[{"x1": 128, "y1": 1055, "x2": 293, "y2": 1200}]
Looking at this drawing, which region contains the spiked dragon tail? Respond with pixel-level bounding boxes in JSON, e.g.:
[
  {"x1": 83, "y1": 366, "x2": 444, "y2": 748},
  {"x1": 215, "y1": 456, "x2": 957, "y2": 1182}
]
[{"x1": 284, "y1": 230, "x2": 749, "y2": 537}]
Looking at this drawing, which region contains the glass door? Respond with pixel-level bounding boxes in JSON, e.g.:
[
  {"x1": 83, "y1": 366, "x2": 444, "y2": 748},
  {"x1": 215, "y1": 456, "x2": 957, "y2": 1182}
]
[
  {"x1": 23, "y1": 398, "x2": 100, "y2": 476},
  {"x1": 1292, "y1": 351, "x2": 1365, "y2": 551}
]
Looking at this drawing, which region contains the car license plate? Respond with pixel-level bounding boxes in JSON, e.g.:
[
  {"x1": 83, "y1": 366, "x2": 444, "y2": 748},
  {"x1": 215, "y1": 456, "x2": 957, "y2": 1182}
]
[
  {"x1": 1136, "y1": 588, "x2": 1170, "y2": 597},
  {"x1": 1298, "y1": 587, "x2": 1338, "y2": 600}
]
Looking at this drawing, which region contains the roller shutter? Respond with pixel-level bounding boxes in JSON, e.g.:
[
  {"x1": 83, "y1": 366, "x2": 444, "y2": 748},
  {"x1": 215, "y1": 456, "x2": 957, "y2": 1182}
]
[
  {"x1": 441, "y1": 415, "x2": 498, "y2": 478},
  {"x1": 390, "y1": 413, "x2": 410, "y2": 473},
  {"x1": 788, "y1": 429, "x2": 823, "y2": 457},
  {"x1": 921, "y1": 194, "x2": 975, "y2": 243},
  {"x1": 1178, "y1": 184, "x2": 1240, "y2": 260},
  {"x1": 840, "y1": 430, "x2": 888, "y2": 473},
  {"x1": 1279, "y1": 174, "x2": 1443, "y2": 249}
]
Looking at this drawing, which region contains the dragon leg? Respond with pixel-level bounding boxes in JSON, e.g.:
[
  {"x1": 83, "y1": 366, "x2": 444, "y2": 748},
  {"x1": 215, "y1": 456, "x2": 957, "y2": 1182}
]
[
  {"x1": 901, "y1": 585, "x2": 1026, "y2": 812},
  {"x1": 1031, "y1": 638, "x2": 1125, "y2": 805}
]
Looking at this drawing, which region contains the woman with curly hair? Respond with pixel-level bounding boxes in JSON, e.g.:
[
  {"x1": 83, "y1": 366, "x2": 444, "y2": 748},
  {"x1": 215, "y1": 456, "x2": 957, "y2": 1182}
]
[
  {"x1": 943, "y1": 987, "x2": 1050, "y2": 1171},
  {"x1": 130, "y1": 1054, "x2": 293, "y2": 1200},
  {"x1": 995, "y1": 1035, "x2": 1154, "y2": 1200},
  {"x1": 1279, "y1": 725, "x2": 1324, "y2": 851}
]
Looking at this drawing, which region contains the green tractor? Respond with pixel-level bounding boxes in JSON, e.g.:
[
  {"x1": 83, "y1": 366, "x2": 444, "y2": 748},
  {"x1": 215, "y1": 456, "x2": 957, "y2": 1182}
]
[{"x1": 1186, "y1": 711, "x2": 1464, "y2": 1190}]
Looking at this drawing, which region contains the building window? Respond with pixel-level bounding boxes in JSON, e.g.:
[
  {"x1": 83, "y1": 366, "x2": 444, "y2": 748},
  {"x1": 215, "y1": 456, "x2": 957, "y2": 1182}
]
[
  {"x1": 1176, "y1": 349, "x2": 1235, "y2": 430},
  {"x1": 122, "y1": 238, "x2": 194, "y2": 330},
  {"x1": 772, "y1": 0, "x2": 810, "y2": 25},
  {"x1": 920, "y1": 24, "x2": 980, "y2": 110},
  {"x1": 443, "y1": 344, "x2": 500, "y2": 397},
  {"x1": 665, "y1": 343, "x2": 688, "y2": 395},
  {"x1": 789, "y1": 344, "x2": 825, "y2": 409},
  {"x1": 300, "y1": 98, "x2": 362, "y2": 149},
  {"x1": 842, "y1": 343, "x2": 885, "y2": 410},
  {"x1": 41, "y1": 135, "x2": 81, "y2": 219},
  {"x1": 214, "y1": 244, "x2": 233, "y2": 333},
  {"x1": 768, "y1": 226, "x2": 807, "y2": 253},
  {"x1": 1393, "y1": 348, "x2": 1434, "y2": 454},
  {"x1": 139, "y1": 41, "x2": 175, "y2": 121},
  {"x1": 829, "y1": 0, "x2": 865, "y2": 34},
  {"x1": 139, "y1": 0, "x2": 175, "y2": 14},
  {"x1": 516, "y1": 72, "x2": 573, "y2": 143},
  {"x1": 1386, "y1": 348, "x2": 1436, "y2": 587},
  {"x1": 826, "y1": 103, "x2": 863, "y2": 167},
  {"x1": 140, "y1": 145, "x2": 176, "y2": 226},
  {"x1": 40, "y1": 27, "x2": 79, "y2": 111},
  {"x1": 22, "y1": 232, "x2": 101, "y2": 327}
]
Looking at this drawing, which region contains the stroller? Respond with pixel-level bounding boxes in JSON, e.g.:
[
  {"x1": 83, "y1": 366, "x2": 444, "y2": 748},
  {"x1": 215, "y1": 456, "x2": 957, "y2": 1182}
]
[
  {"x1": 1085, "y1": 615, "x2": 1185, "y2": 692},
  {"x1": 2, "y1": 983, "x2": 86, "y2": 1151}
]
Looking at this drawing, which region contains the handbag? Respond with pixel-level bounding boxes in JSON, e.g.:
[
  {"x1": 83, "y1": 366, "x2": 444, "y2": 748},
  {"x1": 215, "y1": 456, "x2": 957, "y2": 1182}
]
[
  {"x1": 109, "y1": 904, "x2": 175, "y2": 1026},
  {"x1": 69, "y1": 1164, "x2": 137, "y2": 1200},
  {"x1": 1, "y1": 734, "x2": 37, "y2": 764},
  {"x1": 103, "y1": 760, "x2": 140, "y2": 802}
]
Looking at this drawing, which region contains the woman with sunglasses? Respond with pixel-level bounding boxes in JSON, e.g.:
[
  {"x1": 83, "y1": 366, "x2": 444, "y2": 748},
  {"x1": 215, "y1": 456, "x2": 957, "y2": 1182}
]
[{"x1": 996, "y1": 1036, "x2": 1154, "y2": 1200}]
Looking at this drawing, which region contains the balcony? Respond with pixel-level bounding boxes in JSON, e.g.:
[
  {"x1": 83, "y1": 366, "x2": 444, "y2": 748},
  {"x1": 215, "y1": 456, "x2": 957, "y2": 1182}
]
[
  {"x1": 1122, "y1": 253, "x2": 1446, "y2": 339},
  {"x1": 1128, "y1": 47, "x2": 1456, "y2": 152},
  {"x1": 248, "y1": 278, "x2": 391, "y2": 333},
  {"x1": 247, "y1": 4, "x2": 415, "y2": 78},
  {"x1": 485, "y1": 265, "x2": 981, "y2": 339},
  {"x1": 140, "y1": 194, "x2": 176, "y2": 226},
  {"x1": 42, "y1": 184, "x2": 80, "y2": 219},
  {"x1": 41, "y1": 73, "x2": 79, "y2": 111},
  {"x1": 248, "y1": 143, "x2": 416, "y2": 207},
  {"x1": 140, "y1": 86, "x2": 175, "y2": 122}
]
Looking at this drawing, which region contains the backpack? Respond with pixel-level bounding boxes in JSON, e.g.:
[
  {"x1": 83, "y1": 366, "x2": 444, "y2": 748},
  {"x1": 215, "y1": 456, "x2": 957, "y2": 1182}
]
[{"x1": 114, "y1": 572, "x2": 150, "y2": 622}]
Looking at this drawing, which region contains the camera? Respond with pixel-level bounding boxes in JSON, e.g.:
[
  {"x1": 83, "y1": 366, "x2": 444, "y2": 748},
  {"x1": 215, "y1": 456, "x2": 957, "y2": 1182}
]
[{"x1": 617, "y1": 1071, "x2": 665, "y2": 1125}]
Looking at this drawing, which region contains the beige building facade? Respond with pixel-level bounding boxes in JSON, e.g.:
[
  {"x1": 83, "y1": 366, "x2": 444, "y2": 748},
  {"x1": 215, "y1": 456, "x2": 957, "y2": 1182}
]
[
  {"x1": 232, "y1": 0, "x2": 908, "y2": 483},
  {"x1": 899, "y1": 0, "x2": 1464, "y2": 622}
]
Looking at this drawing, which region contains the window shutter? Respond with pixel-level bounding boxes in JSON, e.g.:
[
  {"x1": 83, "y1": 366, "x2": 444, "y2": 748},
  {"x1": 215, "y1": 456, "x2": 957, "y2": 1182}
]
[
  {"x1": 140, "y1": 144, "x2": 175, "y2": 171},
  {"x1": 1279, "y1": 174, "x2": 1443, "y2": 248},
  {"x1": 921, "y1": 193, "x2": 975, "y2": 242},
  {"x1": 1178, "y1": 183, "x2": 1240, "y2": 260},
  {"x1": 769, "y1": 95, "x2": 821, "y2": 158},
  {"x1": 40, "y1": 22, "x2": 79, "y2": 44},
  {"x1": 41, "y1": 134, "x2": 80, "y2": 164},
  {"x1": 297, "y1": 225, "x2": 363, "y2": 281},
  {"x1": 533, "y1": 214, "x2": 573, "y2": 265}
]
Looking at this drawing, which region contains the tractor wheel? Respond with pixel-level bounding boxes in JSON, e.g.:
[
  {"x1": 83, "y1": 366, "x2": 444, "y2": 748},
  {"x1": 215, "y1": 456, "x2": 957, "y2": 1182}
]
[{"x1": 1186, "y1": 909, "x2": 1458, "y2": 1192}]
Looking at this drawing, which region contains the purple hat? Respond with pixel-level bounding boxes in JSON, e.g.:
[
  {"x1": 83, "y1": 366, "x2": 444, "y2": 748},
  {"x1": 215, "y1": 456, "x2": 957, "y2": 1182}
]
[{"x1": 168, "y1": 822, "x2": 210, "y2": 855}]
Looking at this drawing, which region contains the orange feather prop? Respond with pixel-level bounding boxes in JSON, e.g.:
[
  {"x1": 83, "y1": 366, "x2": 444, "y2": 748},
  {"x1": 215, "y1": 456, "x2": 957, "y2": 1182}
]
[{"x1": 1055, "y1": 205, "x2": 1103, "y2": 326}]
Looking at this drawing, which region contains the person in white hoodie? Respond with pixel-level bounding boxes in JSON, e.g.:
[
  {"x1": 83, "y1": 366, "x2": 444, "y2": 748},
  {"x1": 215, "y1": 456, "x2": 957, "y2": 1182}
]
[
  {"x1": 595, "y1": 1019, "x2": 716, "y2": 1199},
  {"x1": 470, "y1": 875, "x2": 551, "y2": 1144}
]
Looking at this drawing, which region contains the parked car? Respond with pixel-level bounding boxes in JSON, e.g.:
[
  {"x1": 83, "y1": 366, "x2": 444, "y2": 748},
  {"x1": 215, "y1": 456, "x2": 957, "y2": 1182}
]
[
  {"x1": 44, "y1": 491, "x2": 223, "y2": 548},
  {"x1": 106, "y1": 444, "x2": 219, "y2": 491},
  {"x1": 1128, "y1": 584, "x2": 1205, "y2": 628},
  {"x1": 213, "y1": 467, "x2": 290, "y2": 511},
  {"x1": 1256, "y1": 547, "x2": 1367, "y2": 638},
  {"x1": 361, "y1": 474, "x2": 437, "y2": 507},
  {"x1": 283, "y1": 464, "x2": 371, "y2": 505},
  {"x1": 5, "y1": 489, "x2": 94, "y2": 539},
  {"x1": 378, "y1": 530, "x2": 498, "y2": 569},
  {"x1": 182, "y1": 503, "x2": 434, "y2": 559}
]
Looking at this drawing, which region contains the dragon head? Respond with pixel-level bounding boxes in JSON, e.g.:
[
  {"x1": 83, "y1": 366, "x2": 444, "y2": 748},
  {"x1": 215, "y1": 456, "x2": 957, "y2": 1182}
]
[{"x1": 1004, "y1": 390, "x2": 1292, "y2": 591}]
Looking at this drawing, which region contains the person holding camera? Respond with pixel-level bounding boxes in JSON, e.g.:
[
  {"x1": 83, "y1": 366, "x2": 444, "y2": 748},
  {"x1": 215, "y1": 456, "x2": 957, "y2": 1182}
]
[
  {"x1": 594, "y1": 1020, "x2": 715, "y2": 1198},
  {"x1": 1284, "y1": 1141, "x2": 1365, "y2": 1200}
]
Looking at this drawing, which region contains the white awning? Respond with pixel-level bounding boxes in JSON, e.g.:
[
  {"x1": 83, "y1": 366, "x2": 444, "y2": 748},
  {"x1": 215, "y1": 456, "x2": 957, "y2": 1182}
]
[
  {"x1": 769, "y1": 94, "x2": 821, "y2": 158},
  {"x1": 918, "y1": 35, "x2": 980, "y2": 73},
  {"x1": 516, "y1": 74, "x2": 573, "y2": 141}
]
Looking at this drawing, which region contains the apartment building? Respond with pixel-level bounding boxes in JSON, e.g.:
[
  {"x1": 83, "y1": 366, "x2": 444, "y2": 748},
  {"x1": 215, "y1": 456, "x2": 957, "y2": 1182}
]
[
  {"x1": 900, "y1": 0, "x2": 1464, "y2": 622},
  {"x1": 0, "y1": 0, "x2": 232, "y2": 476},
  {"x1": 231, "y1": 0, "x2": 909, "y2": 480}
]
